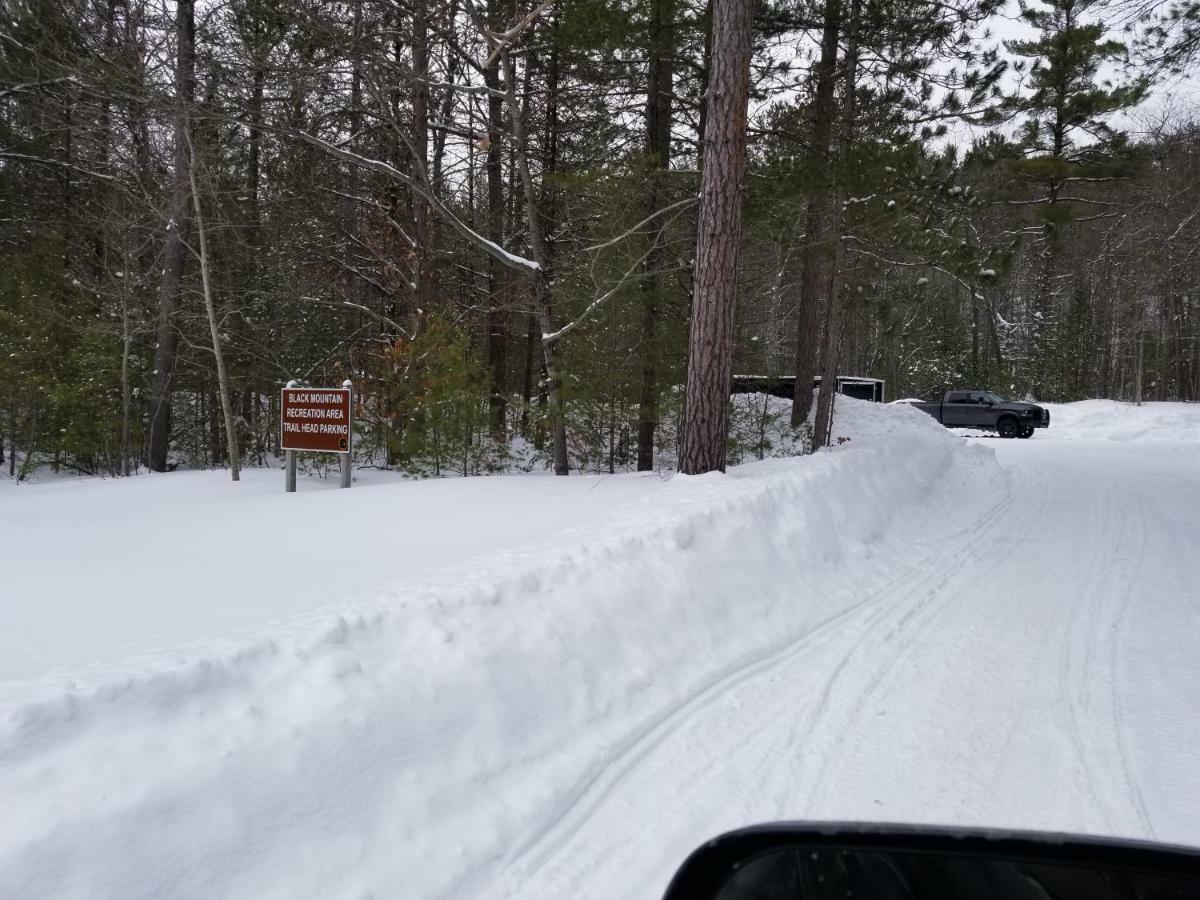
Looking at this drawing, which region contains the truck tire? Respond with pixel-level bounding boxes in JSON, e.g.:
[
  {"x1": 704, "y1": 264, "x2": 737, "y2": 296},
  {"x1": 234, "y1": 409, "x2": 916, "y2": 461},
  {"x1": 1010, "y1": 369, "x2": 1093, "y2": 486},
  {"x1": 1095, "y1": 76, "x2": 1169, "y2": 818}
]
[
  {"x1": 1018, "y1": 426, "x2": 1035, "y2": 439},
  {"x1": 997, "y1": 416, "x2": 1019, "y2": 438}
]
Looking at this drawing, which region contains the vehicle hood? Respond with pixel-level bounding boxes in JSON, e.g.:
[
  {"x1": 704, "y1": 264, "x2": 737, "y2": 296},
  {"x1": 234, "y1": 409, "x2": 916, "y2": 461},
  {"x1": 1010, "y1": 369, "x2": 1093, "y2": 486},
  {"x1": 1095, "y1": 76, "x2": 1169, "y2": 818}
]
[{"x1": 996, "y1": 401, "x2": 1044, "y2": 413}]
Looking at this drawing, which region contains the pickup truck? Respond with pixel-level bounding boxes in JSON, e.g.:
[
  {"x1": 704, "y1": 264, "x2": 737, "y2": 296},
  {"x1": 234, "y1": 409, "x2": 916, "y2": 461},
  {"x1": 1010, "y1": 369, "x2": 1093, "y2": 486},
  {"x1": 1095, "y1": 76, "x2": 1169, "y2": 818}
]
[{"x1": 906, "y1": 390, "x2": 1050, "y2": 438}]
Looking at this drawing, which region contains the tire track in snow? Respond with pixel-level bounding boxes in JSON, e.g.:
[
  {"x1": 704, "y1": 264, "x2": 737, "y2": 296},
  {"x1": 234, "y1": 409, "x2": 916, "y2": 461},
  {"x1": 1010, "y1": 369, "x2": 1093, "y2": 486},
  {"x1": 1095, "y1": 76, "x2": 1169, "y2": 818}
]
[
  {"x1": 783, "y1": 454, "x2": 1126, "y2": 829},
  {"x1": 776, "y1": 485, "x2": 1022, "y2": 813},
  {"x1": 1057, "y1": 471, "x2": 1123, "y2": 833},
  {"x1": 1056, "y1": 469, "x2": 1155, "y2": 838},
  {"x1": 491, "y1": 599, "x2": 879, "y2": 884},
  {"x1": 476, "y1": 440, "x2": 1193, "y2": 900},
  {"x1": 486, "y1": 481, "x2": 1017, "y2": 894},
  {"x1": 1104, "y1": 496, "x2": 1155, "y2": 837}
]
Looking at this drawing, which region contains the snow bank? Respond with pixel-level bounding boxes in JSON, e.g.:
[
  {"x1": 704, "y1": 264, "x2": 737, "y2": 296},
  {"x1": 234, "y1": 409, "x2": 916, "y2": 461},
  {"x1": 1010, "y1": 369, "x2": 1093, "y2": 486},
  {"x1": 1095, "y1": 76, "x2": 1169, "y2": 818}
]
[
  {"x1": 1045, "y1": 400, "x2": 1200, "y2": 445},
  {"x1": 0, "y1": 466, "x2": 668, "y2": 688},
  {"x1": 0, "y1": 400, "x2": 1006, "y2": 900}
]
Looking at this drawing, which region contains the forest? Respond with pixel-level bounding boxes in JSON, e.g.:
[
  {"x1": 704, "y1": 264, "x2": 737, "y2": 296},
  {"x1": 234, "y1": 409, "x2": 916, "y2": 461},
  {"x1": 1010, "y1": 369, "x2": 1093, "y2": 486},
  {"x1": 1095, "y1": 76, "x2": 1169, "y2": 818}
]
[{"x1": 2, "y1": 0, "x2": 1199, "y2": 479}]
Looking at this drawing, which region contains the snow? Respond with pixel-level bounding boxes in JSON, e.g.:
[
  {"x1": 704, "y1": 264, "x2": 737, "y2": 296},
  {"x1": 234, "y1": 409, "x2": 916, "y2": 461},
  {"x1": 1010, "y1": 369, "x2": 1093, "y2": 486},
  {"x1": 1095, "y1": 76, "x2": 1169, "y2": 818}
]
[
  {"x1": 0, "y1": 467, "x2": 668, "y2": 692},
  {"x1": 1042, "y1": 399, "x2": 1200, "y2": 445},
  {"x1": 3, "y1": 399, "x2": 1199, "y2": 899}
]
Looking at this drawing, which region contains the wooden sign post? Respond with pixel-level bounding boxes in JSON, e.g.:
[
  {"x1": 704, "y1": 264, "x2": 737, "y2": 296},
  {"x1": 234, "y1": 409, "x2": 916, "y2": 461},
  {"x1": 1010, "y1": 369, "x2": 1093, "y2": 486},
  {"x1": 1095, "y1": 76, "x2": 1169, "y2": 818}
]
[{"x1": 280, "y1": 379, "x2": 354, "y2": 492}]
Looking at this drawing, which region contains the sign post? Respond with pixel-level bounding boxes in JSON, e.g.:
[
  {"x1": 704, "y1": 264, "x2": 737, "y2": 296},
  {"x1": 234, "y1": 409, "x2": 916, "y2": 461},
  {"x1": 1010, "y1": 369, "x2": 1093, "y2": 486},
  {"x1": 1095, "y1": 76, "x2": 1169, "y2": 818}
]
[
  {"x1": 280, "y1": 380, "x2": 354, "y2": 492},
  {"x1": 284, "y1": 380, "x2": 298, "y2": 493},
  {"x1": 339, "y1": 379, "x2": 353, "y2": 489}
]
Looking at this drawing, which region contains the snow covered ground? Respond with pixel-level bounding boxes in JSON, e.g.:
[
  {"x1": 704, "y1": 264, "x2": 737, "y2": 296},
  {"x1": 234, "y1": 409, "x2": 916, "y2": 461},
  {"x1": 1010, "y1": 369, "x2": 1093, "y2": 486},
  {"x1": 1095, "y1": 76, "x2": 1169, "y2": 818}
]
[
  {"x1": 0, "y1": 466, "x2": 669, "y2": 693},
  {"x1": 1042, "y1": 399, "x2": 1200, "y2": 444},
  {"x1": 2, "y1": 399, "x2": 1198, "y2": 899}
]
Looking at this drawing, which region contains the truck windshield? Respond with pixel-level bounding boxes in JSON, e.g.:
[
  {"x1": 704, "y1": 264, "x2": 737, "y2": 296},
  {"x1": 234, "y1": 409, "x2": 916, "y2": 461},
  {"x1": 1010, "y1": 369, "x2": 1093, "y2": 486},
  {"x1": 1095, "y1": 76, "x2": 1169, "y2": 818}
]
[{"x1": 983, "y1": 392, "x2": 1006, "y2": 403}]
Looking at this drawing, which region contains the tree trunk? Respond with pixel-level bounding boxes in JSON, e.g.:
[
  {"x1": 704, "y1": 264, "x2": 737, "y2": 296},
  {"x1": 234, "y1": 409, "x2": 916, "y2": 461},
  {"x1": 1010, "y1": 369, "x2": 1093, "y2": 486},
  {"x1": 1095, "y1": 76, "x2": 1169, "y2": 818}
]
[
  {"x1": 120, "y1": 286, "x2": 133, "y2": 476},
  {"x1": 790, "y1": 0, "x2": 841, "y2": 427},
  {"x1": 1134, "y1": 329, "x2": 1144, "y2": 406},
  {"x1": 411, "y1": 0, "x2": 434, "y2": 319},
  {"x1": 431, "y1": 0, "x2": 460, "y2": 192},
  {"x1": 520, "y1": 312, "x2": 538, "y2": 437},
  {"x1": 147, "y1": 0, "x2": 195, "y2": 472},
  {"x1": 484, "y1": 0, "x2": 509, "y2": 440},
  {"x1": 681, "y1": 0, "x2": 753, "y2": 475},
  {"x1": 540, "y1": 22, "x2": 564, "y2": 465},
  {"x1": 7, "y1": 399, "x2": 15, "y2": 476},
  {"x1": 636, "y1": 0, "x2": 676, "y2": 471},
  {"x1": 187, "y1": 130, "x2": 241, "y2": 481},
  {"x1": 811, "y1": 215, "x2": 848, "y2": 449},
  {"x1": 812, "y1": 0, "x2": 861, "y2": 451},
  {"x1": 503, "y1": 42, "x2": 569, "y2": 474}
]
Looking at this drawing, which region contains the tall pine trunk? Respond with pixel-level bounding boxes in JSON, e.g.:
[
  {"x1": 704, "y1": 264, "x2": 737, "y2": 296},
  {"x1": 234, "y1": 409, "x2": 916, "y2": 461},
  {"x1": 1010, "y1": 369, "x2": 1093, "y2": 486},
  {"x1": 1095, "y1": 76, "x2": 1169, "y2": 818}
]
[{"x1": 681, "y1": 0, "x2": 753, "y2": 475}]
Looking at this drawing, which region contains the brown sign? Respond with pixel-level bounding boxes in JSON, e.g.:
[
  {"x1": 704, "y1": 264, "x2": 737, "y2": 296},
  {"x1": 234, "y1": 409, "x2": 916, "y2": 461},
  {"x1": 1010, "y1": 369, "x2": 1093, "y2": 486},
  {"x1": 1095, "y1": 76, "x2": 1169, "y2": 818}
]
[{"x1": 281, "y1": 387, "x2": 352, "y2": 453}]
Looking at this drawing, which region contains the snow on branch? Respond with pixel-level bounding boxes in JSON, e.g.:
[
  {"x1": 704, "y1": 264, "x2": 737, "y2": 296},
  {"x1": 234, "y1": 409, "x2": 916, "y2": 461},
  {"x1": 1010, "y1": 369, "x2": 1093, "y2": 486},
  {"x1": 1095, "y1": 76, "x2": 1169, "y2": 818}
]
[
  {"x1": 423, "y1": 80, "x2": 508, "y2": 100},
  {"x1": 0, "y1": 77, "x2": 78, "y2": 101},
  {"x1": 1168, "y1": 204, "x2": 1200, "y2": 242},
  {"x1": 482, "y1": 0, "x2": 556, "y2": 67},
  {"x1": 583, "y1": 197, "x2": 697, "y2": 254},
  {"x1": 0, "y1": 151, "x2": 114, "y2": 181},
  {"x1": 298, "y1": 295, "x2": 412, "y2": 339},
  {"x1": 297, "y1": 132, "x2": 540, "y2": 274},
  {"x1": 542, "y1": 243, "x2": 657, "y2": 345},
  {"x1": 845, "y1": 238, "x2": 975, "y2": 296}
]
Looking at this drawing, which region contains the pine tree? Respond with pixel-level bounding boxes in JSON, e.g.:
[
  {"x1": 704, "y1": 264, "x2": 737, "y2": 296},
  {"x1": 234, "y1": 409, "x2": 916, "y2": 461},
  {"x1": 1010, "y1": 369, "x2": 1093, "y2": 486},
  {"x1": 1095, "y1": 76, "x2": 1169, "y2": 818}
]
[{"x1": 1004, "y1": 0, "x2": 1148, "y2": 396}]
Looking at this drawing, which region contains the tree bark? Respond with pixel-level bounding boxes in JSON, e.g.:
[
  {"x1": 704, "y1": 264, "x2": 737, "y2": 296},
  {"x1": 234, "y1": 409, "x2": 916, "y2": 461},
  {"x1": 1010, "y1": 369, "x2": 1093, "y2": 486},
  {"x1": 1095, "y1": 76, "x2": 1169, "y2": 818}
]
[
  {"x1": 120, "y1": 279, "x2": 133, "y2": 477},
  {"x1": 811, "y1": 0, "x2": 861, "y2": 451},
  {"x1": 1134, "y1": 328, "x2": 1144, "y2": 406},
  {"x1": 187, "y1": 129, "x2": 241, "y2": 481},
  {"x1": 637, "y1": 0, "x2": 676, "y2": 471},
  {"x1": 147, "y1": 0, "x2": 195, "y2": 472},
  {"x1": 411, "y1": 0, "x2": 434, "y2": 320},
  {"x1": 7, "y1": 399, "x2": 14, "y2": 476},
  {"x1": 503, "y1": 48, "x2": 569, "y2": 475},
  {"x1": 484, "y1": 0, "x2": 509, "y2": 440},
  {"x1": 521, "y1": 312, "x2": 538, "y2": 437},
  {"x1": 681, "y1": 0, "x2": 753, "y2": 475},
  {"x1": 790, "y1": 0, "x2": 841, "y2": 427}
]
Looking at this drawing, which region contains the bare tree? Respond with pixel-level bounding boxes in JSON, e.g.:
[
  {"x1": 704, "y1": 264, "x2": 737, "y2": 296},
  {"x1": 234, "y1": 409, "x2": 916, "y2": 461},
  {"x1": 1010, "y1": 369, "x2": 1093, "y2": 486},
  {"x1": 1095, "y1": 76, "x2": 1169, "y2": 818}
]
[{"x1": 186, "y1": 128, "x2": 240, "y2": 480}]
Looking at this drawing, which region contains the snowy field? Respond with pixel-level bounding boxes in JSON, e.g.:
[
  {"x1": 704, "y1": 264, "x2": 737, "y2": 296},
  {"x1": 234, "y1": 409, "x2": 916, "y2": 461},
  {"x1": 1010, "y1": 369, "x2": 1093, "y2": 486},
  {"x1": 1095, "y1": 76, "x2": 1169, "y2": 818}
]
[{"x1": 2, "y1": 399, "x2": 1199, "y2": 899}]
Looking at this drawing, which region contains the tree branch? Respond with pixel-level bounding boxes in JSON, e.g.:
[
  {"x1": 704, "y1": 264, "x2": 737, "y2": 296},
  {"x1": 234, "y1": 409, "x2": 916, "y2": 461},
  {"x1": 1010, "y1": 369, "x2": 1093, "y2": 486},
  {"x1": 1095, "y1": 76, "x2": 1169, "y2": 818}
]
[{"x1": 296, "y1": 131, "x2": 540, "y2": 273}]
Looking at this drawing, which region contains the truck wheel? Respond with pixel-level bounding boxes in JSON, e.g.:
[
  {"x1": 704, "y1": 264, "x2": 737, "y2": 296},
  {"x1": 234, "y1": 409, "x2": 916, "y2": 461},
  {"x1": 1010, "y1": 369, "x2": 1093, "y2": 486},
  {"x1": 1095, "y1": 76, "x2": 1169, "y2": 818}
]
[
  {"x1": 1018, "y1": 426, "x2": 1035, "y2": 439},
  {"x1": 997, "y1": 417, "x2": 1019, "y2": 438}
]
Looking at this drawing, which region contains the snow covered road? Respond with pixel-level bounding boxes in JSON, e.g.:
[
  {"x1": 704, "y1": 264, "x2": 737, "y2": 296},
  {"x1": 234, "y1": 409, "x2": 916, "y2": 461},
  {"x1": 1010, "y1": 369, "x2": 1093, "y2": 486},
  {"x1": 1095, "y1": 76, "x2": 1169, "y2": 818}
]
[
  {"x1": 3, "y1": 402, "x2": 1199, "y2": 899},
  {"x1": 492, "y1": 436, "x2": 1200, "y2": 899}
]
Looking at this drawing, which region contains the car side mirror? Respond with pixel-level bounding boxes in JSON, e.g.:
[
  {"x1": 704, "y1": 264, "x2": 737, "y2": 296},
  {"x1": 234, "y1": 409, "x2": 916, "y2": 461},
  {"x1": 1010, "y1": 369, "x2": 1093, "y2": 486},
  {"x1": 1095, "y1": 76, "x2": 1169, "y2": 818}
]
[{"x1": 662, "y1": 824, "x2": 1200, "y2": 900}]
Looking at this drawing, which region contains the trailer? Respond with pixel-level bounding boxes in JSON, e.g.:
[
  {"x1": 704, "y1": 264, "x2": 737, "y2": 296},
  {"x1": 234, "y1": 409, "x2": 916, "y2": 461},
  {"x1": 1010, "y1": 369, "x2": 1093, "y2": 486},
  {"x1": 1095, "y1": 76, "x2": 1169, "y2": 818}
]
[{"x1": 730, "y1": 374, "x2": 886, "y2": 403}]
